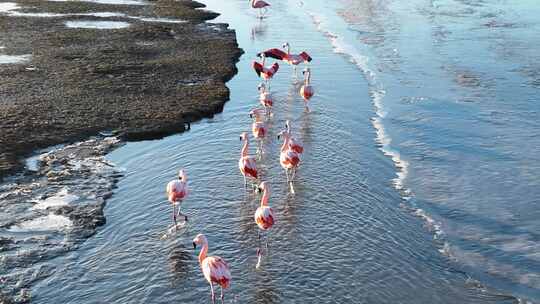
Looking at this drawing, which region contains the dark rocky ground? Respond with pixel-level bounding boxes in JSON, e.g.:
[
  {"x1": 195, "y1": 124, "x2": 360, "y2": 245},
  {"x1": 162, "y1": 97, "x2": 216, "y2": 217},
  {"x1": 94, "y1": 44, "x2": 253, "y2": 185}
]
[{"x1": 0, "y1": 0, "x2": 243, "y2": 180}]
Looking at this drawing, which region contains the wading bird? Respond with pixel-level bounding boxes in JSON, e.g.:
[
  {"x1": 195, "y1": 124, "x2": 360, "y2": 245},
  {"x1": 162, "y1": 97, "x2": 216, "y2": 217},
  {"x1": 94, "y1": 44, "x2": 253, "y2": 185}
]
[
  {"x1": 257, "y1": 42, "x2": 312, "y2": 78},
  {"x1": 250, "y1": 108, "x2": 267, "y2": 155},
  {"x1": 250, "y1": 0, "x2": 270, "y2": 18},
  {"x1": 278, "y1": 129, "x2": 301, "y2": 193},
  {"x1": 239, "y1": 132, "x2": 258, "y2": 187},
  {"x1": 193, "y1": 234, "x2": 231, "y2": 304},
  {"x1": 254, "y1": 181, "x2": 275, "y2": 268},
  {"x1": 285, "y1": 120, "x2": 304, "y2": 154},
  {"x1": 300, "y1": 68, "x2": 314, "y2": 111},
  {"x1": 258, "y1": 83, "x2": 273, "y2": 115},
  {"x1": 253, "y1": 53, "x2": 279, "y2": 88},
  {"x1": 166, "y1": 169, "x2": 189, "y2": 224}
]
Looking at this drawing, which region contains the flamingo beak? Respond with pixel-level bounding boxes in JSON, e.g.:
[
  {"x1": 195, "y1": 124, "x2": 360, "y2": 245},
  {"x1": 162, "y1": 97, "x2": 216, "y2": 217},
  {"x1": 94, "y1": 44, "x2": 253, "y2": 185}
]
[
  {"x1": 250, "y1": 114, "x2": 253, "y2": 118},
  {"x1": 277, "y1": 134, "x2": 281, "y2": 139},
  {"x1": 240, "y1": 136, "x2": 242, "y2": 140},
  {"x1": 193, "y1": 242, "x2": 197, "y2": 250}
]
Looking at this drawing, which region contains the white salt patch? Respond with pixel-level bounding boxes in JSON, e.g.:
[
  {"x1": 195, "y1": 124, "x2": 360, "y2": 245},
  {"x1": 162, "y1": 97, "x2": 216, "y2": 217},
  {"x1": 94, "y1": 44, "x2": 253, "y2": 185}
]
[
  {"x1": 0, "y1": 2, "x2": 18, "y2": 13},
  {"x1": 32, "y1": 188, "x2": 78, "y2": 210},
  {"x1": 9, "y1": 214, "x2": 72, "y2": 232},
  {"x1": 48, "y1": 0, "x2": 146, "y2": 5},
  {"x1": 134, "y1": 17, "x2": 186, "y2": 23},
  {"x1": 65, "y1": 20, "x2": 130, "y2": 29},
  {"x1": 0, "y1": 54, "x2": 31, "y2": 64}
]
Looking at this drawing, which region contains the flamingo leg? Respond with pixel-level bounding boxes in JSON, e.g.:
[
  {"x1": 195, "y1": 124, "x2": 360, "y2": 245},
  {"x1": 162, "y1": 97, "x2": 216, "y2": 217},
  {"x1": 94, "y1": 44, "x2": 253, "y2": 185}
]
[
  {"x1": 291, "y1": 167, "x2": 297, "y2": 182},
  {"x1": 210, "y1": 283, "x2": 216, "y2": 304},
  {"x1": 172, "y1": 204, "x2": 177, "y2": 225},
  {"x1": 176, "y1": 203, "x2": 188, "y2": 222},
  {"x1": 284, "y1": 169, "x2": 289, "y2": 183},
  {"x1": 221, "y1": 286, "x2": 224, "y2": 303},
  {"x1": 293, "y1": 65, "x2": 298, "y2": 80}
]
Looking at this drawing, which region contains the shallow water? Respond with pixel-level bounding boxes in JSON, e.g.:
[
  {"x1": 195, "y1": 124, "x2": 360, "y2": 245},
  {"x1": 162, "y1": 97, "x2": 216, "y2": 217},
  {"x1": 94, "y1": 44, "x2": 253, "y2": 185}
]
[
  {"x1": 0, "y1": 0, "x2": 537, "y2": 302},
  {"x1": 19, "y1": 0, "x2": 534, "y2": 303}
]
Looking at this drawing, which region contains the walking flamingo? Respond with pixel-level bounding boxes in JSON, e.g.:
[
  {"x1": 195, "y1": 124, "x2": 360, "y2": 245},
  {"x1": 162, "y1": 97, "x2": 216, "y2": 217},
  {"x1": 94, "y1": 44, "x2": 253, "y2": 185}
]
[
  {"x1": 285, "y1": 120, "x2": 304, "y2": 154},
  {"x1": 278, "y1": 129, "x2": 301, "y2": 193},
  {"x1": 166, "y1": 169, "x2": 189, "y2": 225},
  {"x1": 193, "y1": 234, "x2": 231, "y2": 304},
  {"x1": 258, "y1": 83, "x2": 273, "y2": 115},
  {"x1": 249, "y1": 109, "x2": 267, "y2": 156},
  {"x1": 250, "y1": 0, "x2": 270, "y2": 18},
  {"x1": 239, "y1": 132, "x2": 258, "y2": 187},
  {"x1": 252, "y1": 53, "x2": 279, "y2": 89},
  {"x1": 300, "y1": 67, "x2": 314, "y2": 111},
  {"x1": 257, "y1": 42, "x2": 312, "y2": 78},
  {"x1": 254, "y1": 181, "x2": 275, "y2": 269}
]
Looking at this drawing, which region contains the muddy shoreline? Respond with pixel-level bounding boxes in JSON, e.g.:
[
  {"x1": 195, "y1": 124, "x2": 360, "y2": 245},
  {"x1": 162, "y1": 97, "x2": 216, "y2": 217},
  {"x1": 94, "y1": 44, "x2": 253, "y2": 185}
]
[{"x1": 0, "y1": 0, "x2": 243, "y2": 180}]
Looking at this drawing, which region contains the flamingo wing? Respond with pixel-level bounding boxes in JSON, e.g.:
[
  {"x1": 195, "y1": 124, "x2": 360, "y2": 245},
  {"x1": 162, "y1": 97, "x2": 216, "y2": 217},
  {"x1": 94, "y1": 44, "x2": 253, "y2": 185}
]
[
  {"x1": 203, "y1": 256, "x2": 231, "y2": 288},
  {"x1": 242, "y1": 156, "x2": 258, "y2": 179},
  {"x1": 257, "y1": 48, "x2": 287, "y2": 61},
  {"x1": 252, "y1": 61, "x2": 264, "y2": 77},
  {"x1": 299, "y1": 51, "x2": 313, "y2": 62},
  {"x1": 255, "y1": 206, "x2": 275, "y2": 230}
]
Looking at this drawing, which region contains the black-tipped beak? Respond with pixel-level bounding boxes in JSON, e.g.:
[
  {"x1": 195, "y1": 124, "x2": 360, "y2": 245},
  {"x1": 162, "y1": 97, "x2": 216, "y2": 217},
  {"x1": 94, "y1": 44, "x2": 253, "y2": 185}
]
[
  {"x1": 250, "y1": 114, "x2": 253, "y2": 118},
  {"x1": 193, "y1": 242, "x2": 197, "y2": 250},
  {"x1": 277, "y1": 134, "x2": 281, "y2": 139},
  {"x1": 240, "y1": 136, "x2": 242, "y2": 140},
  {"x1": 256, "y1": 52, "x2": 262, "y2": 58}
]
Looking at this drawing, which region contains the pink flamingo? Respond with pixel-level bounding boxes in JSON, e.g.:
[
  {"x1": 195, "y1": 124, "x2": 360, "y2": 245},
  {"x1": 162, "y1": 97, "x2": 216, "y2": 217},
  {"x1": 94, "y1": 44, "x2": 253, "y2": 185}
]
[
  {"x1": 285, "y1": 120, "x2": 304, "y2": 154},
  {"x1": 257, "y1": 42, "x2": 312, "y2": 78},
  {"x1": 252, "y1": 53, "x2": 279, "y2": 89},
  {"x1": 250, "y1": 0, "x2": 270, "y2": 18},
  {"x1": 278, "y1": 129, "x2": 301, "y2": 193},
  {"x1": 300, "y1": 67, "x2": 314, "y2": 111},
  {"x1": 258, "y1": 83, "x2": 273, "y2": 115},
  {"x1": 254, "y1": 181, "x2": 274, "y2": 268},
  {"x1": 239, "y1": 132, "x2": 258, "y2": 187},
  {"x1": 166, "y1": 169, "x2": 189, "y2": 224},
  {"x1": 249, "y1": 109, "x2": 267, "y2": 155},
  {"x1": 193, "y1": 234, "x2": 231, "y2": 304}
]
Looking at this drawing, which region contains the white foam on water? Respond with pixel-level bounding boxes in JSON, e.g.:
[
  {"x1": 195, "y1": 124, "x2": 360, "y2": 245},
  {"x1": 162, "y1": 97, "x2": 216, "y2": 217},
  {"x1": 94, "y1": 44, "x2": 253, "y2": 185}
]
[
  {"x1": 0, "y1": 54, "x2": 31, "y2": 64},
  {"x1": 307, "y1": 11, "x2": 410, "y2": 198},
  {"x1": 8, "y1": 214, "x2": 72, "y2": 232},
  {"x1": 65, "y1": 20, "x2": 130, "y2": 29},
  {"x1": 32, "y1": 188, "x2": 78, "y2": 210}
]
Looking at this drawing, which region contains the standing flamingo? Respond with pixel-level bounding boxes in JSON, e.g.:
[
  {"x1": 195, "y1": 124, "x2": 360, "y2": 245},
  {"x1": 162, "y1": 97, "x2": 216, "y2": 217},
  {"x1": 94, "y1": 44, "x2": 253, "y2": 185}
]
[
  {"x1": 250, "y1": 0, "x2": 270, "y2": 18},
  {"x1": 166, "y1": 169, "x2": 189, "y2": 225},
  {"x1": 239, "y1": 132, "x2": 258, "y2": 187},
  {"x1": 278, "y1": 129, "x2": 301, "y2": 193},
  {"x1": 285, "y1": 120, "x2": 304, "y2": 154},
  {"x1": 249, "y1": 109, "x2": 267, "y2": 156},
  {"x1": 300, "y1": 67, "x2": 314, "y2": 111},
  {"x1": 257, "y1": 42, "x2": 312, "y2": 78},
  {"x1": 258, "y1": 82, "x2": 273, "y2": 115},
  {"x1": 254, "y1": 181, "x2": 275, "y2": 269},
  {"x1": 252, "y1": 53, "x2": 279, "y2": 89},
  {"x1": 193, "y1": 234, "x2": 231, "y2": 304}
]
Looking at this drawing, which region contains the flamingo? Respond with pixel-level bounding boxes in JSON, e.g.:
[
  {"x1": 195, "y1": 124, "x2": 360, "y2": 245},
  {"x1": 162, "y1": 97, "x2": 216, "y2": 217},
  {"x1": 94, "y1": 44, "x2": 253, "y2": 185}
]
[
  {"x1": 193, "y1": 234, "x2": 231, "y2": 304},
  {"x1": 278, "y1": 129, "x2": 301, "y2": 193},
  {"x1": 258, "y1": 82, "x2": 273, "y2": 115},
  {"x1": 300, "y1": 67, "x2": 314, "y2": 111},
  {"x1": 239, "y1": 132, "x2": 258, "y2": 187},
  {"x1": 249, "y1": 109, "x2": 267, "y2": 156},
  {"x1": 254, "y1": 181, "x2": 275, "y2": 269},
  {"x1": 166, "y1": 169, "x2": 189, "y2": 224},
  {"x1": 250, "y1": 0, "x2": 270, "y2": 18},
  {"x1": 257, "y1": 42, "x2": 312, "y2": 78},
  {"x1": 285, "y1": 120, "x2": 304, "y2": 154},
  {"x1": 252, "y1": 53, "x2": 279, "y2": 89}
]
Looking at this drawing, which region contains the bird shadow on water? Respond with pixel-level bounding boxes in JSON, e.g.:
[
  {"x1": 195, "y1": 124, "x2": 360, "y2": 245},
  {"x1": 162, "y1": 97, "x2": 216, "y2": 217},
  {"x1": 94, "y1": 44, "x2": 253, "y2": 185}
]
[
  {"x1": 251, "y1": 18, "x2": 268, "y2": 41},
  {"x1": 168, "y1": 243, "x2": 193, "y2": 285}
]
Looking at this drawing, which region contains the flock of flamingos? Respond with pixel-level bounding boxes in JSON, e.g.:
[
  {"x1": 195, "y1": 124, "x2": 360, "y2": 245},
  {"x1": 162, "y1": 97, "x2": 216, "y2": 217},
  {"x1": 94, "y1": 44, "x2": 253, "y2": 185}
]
[{"x1": 165, "y1": 1, "x2": 313, "y2": 302}]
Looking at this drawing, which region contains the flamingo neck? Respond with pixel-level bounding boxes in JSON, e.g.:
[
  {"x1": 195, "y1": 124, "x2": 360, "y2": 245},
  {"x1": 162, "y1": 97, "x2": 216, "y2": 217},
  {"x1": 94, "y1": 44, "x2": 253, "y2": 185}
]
[
  {"x1": 260, "y1": 187, "x2": 270, "y2": 206},
  {"x1": 241, "y1": 138, "x2": 249, "y2": 157},
  {"x1": 280, "y1": 133, "x2": 290, "y2": 152},
  {"x1": 262, "y1": 56, "x2": 266, "y2": 66},
  {"x1": 198, "y1": 242, "x2": 208, "y2": 264},
  {"x1": 304, "y1": 71, "x2": 311, "y2": 86}
]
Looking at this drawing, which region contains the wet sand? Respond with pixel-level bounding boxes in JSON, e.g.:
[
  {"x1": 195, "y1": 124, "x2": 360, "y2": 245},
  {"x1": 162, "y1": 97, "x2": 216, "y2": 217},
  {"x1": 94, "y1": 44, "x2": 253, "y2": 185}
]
[{"x1": 0, "y1": 0, "x2": 242, "y2": 180}]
